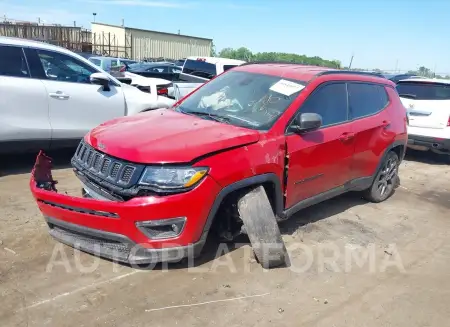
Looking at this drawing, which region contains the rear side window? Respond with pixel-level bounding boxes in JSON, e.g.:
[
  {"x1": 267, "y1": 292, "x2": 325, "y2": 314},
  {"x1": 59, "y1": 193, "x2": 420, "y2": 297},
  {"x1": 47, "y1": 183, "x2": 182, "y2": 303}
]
[
  {"x1": 396, "y1": 82, "x2": 450, "y2": 100},
  {"x1": 148, "y1": 66, "x2": 168, "y2": 73},
  {"x1": 182, "y1": 59, "x2": 216, "y2": 79},
  {"x1": 0, "y1": 45, "x2": 29, "y2": 78},
  {"x1": 348, "y1": 83, "x2": 389, "y2": 119}
]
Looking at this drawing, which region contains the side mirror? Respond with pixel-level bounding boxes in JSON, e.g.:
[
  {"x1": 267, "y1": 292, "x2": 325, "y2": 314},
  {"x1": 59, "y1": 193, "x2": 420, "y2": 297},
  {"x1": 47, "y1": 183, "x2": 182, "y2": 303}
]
[
  {"x1": 291, "y1": 113, "x2": 322, "y2": 133},
  {"x1": 90, "y1": 72, "x2": 111, "y2": 91}
]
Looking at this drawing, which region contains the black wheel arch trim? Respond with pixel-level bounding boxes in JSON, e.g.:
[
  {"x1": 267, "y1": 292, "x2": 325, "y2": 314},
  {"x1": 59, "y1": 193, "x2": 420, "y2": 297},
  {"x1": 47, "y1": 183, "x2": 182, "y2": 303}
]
[
  {"x1": 374, "y1": 139, "x2": 406, "y2": 175},
  {"x1": 198, "y1": 173, "x2": 284, "y2": 243}
]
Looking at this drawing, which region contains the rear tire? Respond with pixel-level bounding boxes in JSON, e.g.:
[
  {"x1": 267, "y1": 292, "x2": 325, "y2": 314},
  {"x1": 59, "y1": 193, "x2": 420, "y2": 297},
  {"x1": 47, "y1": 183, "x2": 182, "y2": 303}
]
[
  {"x1": 237, "y1": 186, "x2": 289, "y2": 269},
  {"x1": 363, "y1": 151, "x2": 400, "y2": 203}
]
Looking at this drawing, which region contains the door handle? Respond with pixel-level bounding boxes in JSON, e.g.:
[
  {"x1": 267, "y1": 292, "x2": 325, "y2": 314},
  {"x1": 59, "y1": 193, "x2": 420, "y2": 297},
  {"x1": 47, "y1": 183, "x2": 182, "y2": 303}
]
[
  {"x1": 339, "y1": 132, "x2": 355, "y2": 142},
  {"x1": 49, "y1": 91, "x2": 70, "y2": 100}
]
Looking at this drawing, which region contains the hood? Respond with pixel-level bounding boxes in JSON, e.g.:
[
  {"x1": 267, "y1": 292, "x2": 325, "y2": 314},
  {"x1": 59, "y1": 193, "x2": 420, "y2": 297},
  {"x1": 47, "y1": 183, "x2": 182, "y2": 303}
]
[{"x1": 86, "y1": 109, "x2": 260, "y2": 164}]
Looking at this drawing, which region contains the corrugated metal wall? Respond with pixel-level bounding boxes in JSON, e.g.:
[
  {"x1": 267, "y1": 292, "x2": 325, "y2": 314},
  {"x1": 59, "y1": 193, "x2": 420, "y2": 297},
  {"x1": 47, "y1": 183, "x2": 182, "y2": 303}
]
[
  {"x1": 91, "y1": 24, "x2": 130, "y2": 58},
  {"x1": 91, "y1": 23, "x2": 212, "y2": 60},
  {"x1": 127, "y1": 28, "x2": 211, "y2": 60}
]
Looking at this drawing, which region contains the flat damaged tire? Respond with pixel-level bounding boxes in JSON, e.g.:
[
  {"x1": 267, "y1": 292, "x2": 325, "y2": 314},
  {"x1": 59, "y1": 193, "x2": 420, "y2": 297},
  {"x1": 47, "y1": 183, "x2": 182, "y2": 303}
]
[{"x1": 237, "y1": 186, "x2": 289, "y2": 269}]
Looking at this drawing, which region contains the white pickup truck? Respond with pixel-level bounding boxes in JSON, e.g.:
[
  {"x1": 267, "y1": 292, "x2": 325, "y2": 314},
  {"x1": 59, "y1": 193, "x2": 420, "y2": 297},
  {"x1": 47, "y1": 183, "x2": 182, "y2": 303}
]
[
  {"x1": 170, "y1": 56, "x2": 246, "y2": 100},
  {"x1": 0, "y1": 36, "x2": 175, "y2": 154}
]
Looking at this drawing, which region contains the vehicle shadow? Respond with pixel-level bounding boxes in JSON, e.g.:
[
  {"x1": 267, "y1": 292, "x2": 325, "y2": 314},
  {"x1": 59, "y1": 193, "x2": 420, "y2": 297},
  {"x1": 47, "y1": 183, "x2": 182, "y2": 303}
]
[
  {"x1": 112, "y1": 193, "x2": 368, "y2": 271},
  {"x1": 279, "y1": 192, "x2": 367, "y2": 236},
  {"x1": 404, "y1": 149, "x2": 450, "y2": 165},
  {"x1": 0, "y1": 148, "x2": 76, "y2": 177}
]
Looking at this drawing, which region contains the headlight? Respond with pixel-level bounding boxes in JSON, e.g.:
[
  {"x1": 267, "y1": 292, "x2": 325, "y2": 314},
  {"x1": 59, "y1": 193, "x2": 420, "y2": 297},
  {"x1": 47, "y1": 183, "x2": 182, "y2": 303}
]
[{"x1": 139, "y1": 166, "x2": 208, "y2": 190}]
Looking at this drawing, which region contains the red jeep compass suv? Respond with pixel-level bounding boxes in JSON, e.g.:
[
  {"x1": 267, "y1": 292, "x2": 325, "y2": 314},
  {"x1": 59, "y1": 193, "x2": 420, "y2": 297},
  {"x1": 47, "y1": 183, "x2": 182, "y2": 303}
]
[{"x1": 30, "y1": 63, "x2": 408, "y2": 268}]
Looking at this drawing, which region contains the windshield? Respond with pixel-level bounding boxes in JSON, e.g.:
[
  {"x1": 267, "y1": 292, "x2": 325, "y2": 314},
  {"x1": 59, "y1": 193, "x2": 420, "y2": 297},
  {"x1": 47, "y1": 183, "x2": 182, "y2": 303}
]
[
  {"x1": 396, "y1": 82, "x2": 450, "y2": 100},
  {"x1": 175, "y1": 71, "x2": 306, "y2": 130}
]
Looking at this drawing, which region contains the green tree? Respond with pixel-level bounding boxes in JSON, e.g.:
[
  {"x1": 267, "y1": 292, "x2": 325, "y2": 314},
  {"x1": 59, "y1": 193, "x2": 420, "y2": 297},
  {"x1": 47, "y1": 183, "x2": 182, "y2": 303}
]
[
  {"x1": 218, "y1": 47, "x2": 237, "y2": 59},
  {"x1": 210, "y1": 41, "x2": 217, "y2": 57},
  {"x1": 408, "y1": 66, "x2": 434, "y2": 78},
  {"x1": 217, "y1": 47, "x2": 341, "y2": 69}
]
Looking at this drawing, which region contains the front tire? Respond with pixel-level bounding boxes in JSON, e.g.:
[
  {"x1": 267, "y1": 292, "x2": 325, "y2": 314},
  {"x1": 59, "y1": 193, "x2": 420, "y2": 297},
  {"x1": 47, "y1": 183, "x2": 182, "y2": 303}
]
[
  {"x1": 363, "y1": 151, "x2": 400, "y2": 203},
  {"x1": 237, "y1": 186, "x2": 289, "y2": 269}
]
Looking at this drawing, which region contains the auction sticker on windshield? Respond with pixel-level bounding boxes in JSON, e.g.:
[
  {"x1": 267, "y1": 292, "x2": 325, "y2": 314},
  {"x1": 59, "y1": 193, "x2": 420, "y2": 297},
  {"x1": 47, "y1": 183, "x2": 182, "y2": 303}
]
[{"x1": 270, "y1": 79, "x2": 305, "y2": 96}]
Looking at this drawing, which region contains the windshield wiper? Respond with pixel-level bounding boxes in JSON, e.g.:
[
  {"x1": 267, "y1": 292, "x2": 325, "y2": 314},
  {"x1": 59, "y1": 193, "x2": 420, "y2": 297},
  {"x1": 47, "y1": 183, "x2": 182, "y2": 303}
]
[{"x1": 180, "y1": 110, "x2": 232, "y2": 124}]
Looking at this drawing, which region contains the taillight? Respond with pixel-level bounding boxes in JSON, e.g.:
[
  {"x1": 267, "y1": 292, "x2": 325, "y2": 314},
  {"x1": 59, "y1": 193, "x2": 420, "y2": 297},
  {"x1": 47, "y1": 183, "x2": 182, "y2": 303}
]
[
  {"x1": 157, "y1": 84, "x2": 172, "y2": 96},
  {"x1": 157, "y1": 88, "x2": 168, "y2": 95},
  {"x1": 447, "y1": 116, "x2": 450, "y2": 127}
]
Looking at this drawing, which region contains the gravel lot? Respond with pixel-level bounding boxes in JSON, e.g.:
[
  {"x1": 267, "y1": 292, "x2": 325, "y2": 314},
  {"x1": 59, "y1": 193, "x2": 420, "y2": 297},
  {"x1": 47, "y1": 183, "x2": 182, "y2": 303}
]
[{"x1": 1, "y1": 149, "x2": 449, "y2": 327}]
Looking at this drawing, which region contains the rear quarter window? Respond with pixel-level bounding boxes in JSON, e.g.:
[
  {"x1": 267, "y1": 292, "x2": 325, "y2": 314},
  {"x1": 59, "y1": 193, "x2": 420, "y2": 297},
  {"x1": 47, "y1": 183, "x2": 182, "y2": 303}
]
[
  {"x1": 182, "y1": 59, "x2": 217, "y2": 79},
  {"x1": 396, "y1": 82, "x2": 450, "y2": 100}
]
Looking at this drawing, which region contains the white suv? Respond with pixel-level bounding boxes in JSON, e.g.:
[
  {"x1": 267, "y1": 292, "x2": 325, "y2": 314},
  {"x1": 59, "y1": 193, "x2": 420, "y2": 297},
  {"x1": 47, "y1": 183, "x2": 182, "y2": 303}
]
[
  {"x1": 397, "y1": 78, "x2": 450, "y2": 160},
  {"x1": 0, "y1": 37, "x2": 175, "y2": 154}
]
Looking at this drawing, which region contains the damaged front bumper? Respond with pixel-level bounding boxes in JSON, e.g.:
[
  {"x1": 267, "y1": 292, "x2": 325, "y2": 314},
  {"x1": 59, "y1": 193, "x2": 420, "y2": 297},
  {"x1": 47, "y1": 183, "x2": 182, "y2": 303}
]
[{"x1": 30, "y1": 151, "x2": 220, "y2": 265}]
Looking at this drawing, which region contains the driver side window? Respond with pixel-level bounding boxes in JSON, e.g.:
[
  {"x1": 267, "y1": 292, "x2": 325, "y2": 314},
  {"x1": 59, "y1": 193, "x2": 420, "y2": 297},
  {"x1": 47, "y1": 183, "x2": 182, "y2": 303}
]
[
  {"x1": 299, "y1": 82, "x2": 349, "y2": 127},
  {"x1": 36, "y1": 49, "x2": 97, "y2": 84}
]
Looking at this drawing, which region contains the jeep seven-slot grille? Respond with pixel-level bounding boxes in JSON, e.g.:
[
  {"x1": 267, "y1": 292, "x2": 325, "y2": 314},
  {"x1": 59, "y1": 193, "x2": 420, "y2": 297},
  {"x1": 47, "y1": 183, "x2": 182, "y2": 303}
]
[{"x1": 73, "y1": 141, "x2": 139, "y2": 187}]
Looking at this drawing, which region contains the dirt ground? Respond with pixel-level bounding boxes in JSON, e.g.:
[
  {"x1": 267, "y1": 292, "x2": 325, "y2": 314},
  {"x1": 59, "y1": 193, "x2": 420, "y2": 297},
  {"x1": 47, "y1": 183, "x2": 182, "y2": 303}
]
[{"x1": 0, "y1": 149, "x2": 449, "y2": 327}]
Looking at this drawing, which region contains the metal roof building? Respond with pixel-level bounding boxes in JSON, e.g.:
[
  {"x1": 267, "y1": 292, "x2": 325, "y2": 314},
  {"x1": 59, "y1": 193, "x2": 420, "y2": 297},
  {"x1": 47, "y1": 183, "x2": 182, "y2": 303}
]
[{"x1": 91, "y1": 22, "x2": 212, "y2": 61}]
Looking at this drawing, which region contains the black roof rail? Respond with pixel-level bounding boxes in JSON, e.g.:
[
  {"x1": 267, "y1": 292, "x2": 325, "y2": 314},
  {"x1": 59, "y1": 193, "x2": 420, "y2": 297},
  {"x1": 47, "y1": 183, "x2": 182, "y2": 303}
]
[{"x1": 316, "y1": 70, "x2": 386, "y2": 78}]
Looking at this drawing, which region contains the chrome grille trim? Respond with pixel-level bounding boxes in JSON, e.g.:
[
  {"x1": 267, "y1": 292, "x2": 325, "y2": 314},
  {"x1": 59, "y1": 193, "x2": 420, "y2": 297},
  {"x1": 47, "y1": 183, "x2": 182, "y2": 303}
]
[{"x1": 72, "y1": 140, "x2": 142, "y2": 188}]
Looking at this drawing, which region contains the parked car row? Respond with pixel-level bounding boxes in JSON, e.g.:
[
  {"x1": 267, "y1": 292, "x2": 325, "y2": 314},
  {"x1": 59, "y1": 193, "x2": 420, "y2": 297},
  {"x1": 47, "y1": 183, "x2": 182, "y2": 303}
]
[{"x1": 0, "y1": 36, "x2": 175, "y2": 154}]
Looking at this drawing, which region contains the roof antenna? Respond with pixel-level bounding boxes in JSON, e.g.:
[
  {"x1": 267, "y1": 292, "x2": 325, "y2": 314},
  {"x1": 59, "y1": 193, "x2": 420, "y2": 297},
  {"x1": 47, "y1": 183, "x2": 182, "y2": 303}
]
[{"x1": 348, "y1": 52, "x2": 354, "y2": 69}]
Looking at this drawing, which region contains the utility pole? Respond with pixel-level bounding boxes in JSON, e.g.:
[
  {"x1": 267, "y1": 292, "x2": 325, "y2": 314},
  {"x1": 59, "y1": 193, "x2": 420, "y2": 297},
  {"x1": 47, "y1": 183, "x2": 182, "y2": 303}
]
[
  {"x1": 433, "y1": 64, "x2": 437, "y2": 78},
  {"x1": 348, "y1": 52, "x2": 354, "y2": 69},
  {"x1": 395, "y1": 59, "x2": 398, "y2": 73}
]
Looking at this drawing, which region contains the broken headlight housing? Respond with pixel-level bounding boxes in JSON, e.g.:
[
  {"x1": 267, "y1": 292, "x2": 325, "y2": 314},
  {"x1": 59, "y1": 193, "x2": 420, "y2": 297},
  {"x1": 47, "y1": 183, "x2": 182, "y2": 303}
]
[{"x1": 138, "y1": 166, "x2": 208, "y2": 191}]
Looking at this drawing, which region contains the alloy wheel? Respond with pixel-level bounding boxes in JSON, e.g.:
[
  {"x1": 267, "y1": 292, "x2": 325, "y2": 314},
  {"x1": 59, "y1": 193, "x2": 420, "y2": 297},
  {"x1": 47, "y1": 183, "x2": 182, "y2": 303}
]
[{"x1": 377, "y1": 157, "x2": 398, "y2": 197}]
